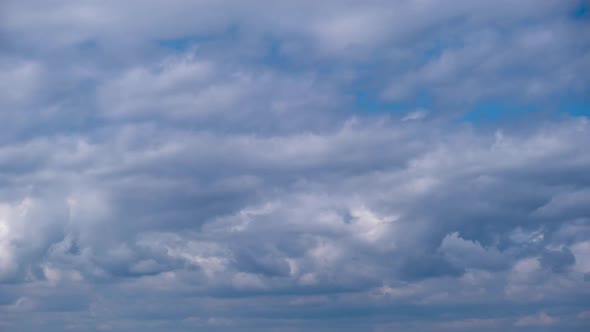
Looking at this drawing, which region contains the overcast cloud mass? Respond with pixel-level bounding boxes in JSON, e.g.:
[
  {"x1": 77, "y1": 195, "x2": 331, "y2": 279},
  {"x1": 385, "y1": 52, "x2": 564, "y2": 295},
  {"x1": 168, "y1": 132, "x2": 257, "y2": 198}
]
[{"x1": 1, "y1": 1, "x2": 590, "y2": 331}]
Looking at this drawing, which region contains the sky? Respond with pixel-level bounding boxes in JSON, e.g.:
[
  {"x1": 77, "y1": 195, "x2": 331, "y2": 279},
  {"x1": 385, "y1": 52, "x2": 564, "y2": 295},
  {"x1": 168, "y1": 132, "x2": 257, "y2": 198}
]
[{"x1": 0, "y1": 1, "x2": 590, "y2": 331}]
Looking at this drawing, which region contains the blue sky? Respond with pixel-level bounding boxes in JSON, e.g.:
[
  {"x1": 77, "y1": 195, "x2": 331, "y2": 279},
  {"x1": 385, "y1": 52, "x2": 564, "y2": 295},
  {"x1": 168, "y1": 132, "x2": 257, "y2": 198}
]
[{"x1": 1, "y1": 1, "x2": 590, "y2": 331}]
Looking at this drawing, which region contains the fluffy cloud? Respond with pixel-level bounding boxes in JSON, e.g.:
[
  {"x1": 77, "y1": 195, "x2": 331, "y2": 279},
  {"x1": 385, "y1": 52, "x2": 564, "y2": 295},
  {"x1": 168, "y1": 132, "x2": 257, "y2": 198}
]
[{"x1": 0, "y1": 1, "x2": 589, "y2": 331}]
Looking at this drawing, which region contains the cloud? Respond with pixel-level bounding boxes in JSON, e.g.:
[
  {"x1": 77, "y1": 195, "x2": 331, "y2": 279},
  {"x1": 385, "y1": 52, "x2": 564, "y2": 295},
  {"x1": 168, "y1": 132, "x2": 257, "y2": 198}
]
[
  {"x1": 97, "y1": 51, "x2": 343, "y2": 130},
  {"x1": 1, "y1": 1, "x2": 589, "y2": 331},
  {"x1": 515, "y1": 311, "x2": 560, "y2": 327},
  {"x1": 539, "y1": 247, "x2": 576, "y2": 273}
]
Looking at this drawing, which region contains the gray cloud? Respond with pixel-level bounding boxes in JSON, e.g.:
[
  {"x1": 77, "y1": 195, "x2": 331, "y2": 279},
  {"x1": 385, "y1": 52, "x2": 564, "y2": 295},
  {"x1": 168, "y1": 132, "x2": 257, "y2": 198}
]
[{"x1": 1, "y1": 1, "x2": 589, "y2": 331}]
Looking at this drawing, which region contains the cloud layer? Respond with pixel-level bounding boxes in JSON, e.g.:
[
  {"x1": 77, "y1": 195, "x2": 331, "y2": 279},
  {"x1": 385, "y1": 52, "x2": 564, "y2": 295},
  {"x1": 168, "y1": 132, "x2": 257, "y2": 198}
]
[{"x1": 1, "y1": 1, "x2": 589, "y2": 331}]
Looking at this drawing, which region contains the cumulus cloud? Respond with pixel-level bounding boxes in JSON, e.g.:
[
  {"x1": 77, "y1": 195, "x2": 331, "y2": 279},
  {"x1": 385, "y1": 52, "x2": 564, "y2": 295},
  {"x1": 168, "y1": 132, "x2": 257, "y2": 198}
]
[{"x1": 0, "y1": 1, "x2": 589, "y2": 331}]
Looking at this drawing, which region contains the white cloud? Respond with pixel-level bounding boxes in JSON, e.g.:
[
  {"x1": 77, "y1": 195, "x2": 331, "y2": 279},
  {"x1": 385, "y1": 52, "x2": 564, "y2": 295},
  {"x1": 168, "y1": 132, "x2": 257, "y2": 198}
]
[
  {"x1": 515, "y1": 311, "x2": 560, "y2": 327},
  {"x1": 0, "y1": 1, "x2": 589, "y2": 331}
]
